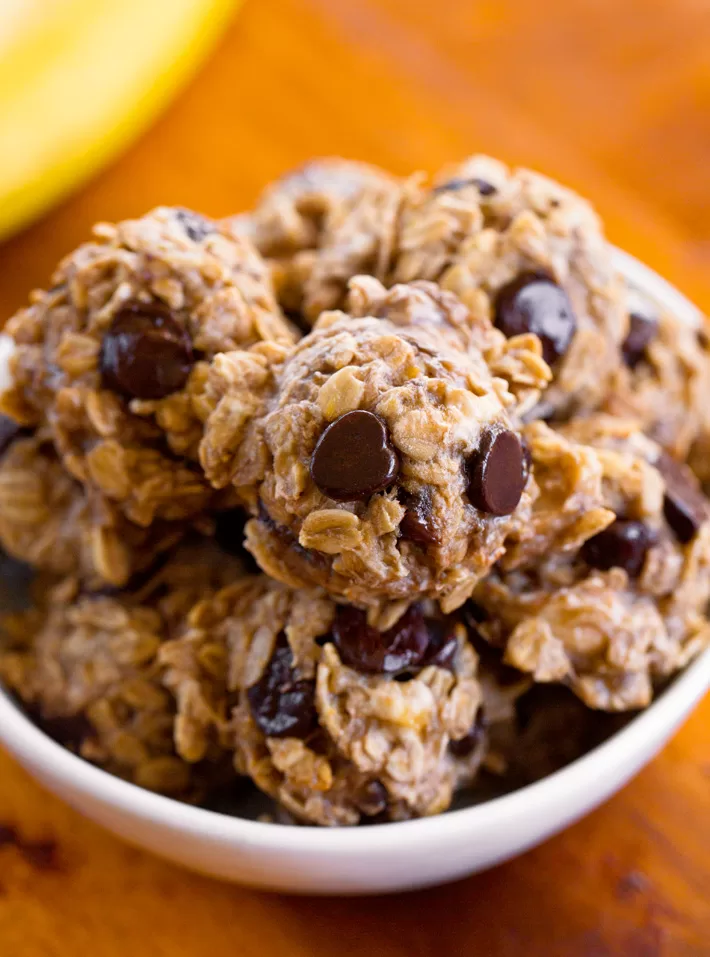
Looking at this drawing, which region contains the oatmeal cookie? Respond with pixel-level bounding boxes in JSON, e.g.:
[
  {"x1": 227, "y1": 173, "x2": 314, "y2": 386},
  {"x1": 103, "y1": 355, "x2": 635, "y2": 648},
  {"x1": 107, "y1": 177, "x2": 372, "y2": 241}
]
[
  {"x1": 422, "y1": 156, "x2": 627, "y2": 419},
  {"x1": 602, "y1": 284, "x2": 710, "y2": 481},
  {"x1": 230, "y1": 158, "x2": 405, "y2": 321},
  {"x1": 0, "y1": 540, "x2": 244, "y2": 795},
  {"x1": 160, "y1": 577, "x2": 488, "y2": 825},
  {"x1": 201, "y1": 303, "x2": 543, "y2": 613},
  {"x1": 475, "y1": 415, "x2": 710, "y2": 710},
  {"x1": 0, "y1": 207, "x2": 295, "y2": 525}
]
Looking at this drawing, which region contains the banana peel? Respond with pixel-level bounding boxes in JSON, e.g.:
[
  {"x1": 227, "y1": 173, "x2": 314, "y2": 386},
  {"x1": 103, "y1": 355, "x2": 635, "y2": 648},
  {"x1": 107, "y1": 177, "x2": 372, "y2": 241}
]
[{"x1": 0, "y1": 0, "x2": 238, "y2": 241}]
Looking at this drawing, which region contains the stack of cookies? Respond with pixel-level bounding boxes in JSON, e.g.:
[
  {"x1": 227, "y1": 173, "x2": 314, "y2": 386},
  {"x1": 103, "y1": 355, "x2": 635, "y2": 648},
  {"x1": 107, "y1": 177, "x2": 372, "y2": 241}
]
[{"x1": 1, "y1": 156, "x2": 708, "y2": 826}]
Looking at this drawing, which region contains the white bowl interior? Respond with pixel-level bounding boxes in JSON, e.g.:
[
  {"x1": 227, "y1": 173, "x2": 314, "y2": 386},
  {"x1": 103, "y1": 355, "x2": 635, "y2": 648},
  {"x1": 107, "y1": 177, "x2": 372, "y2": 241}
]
[{"x1": 0, "y1": 248, "x2": 707, "y2": 894}]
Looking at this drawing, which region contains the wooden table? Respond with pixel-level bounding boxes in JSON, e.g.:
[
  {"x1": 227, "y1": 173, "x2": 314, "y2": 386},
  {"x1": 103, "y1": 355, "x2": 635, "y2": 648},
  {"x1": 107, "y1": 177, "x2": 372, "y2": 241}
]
[{"x1": 1, "y1": 1, "x2": 709, "y2": 952}]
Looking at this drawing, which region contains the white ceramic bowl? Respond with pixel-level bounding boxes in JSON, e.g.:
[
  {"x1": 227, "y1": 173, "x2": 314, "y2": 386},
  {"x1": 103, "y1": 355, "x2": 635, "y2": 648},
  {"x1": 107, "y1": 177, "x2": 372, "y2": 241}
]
[{"x1": 0, "y1": 249, "x2": 708, "y2": 895}]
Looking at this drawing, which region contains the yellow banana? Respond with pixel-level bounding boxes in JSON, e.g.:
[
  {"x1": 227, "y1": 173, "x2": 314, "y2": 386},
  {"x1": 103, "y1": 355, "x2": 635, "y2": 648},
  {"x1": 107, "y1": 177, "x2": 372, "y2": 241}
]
[{"x1": 0, "y1": 0, "x2": 238, "y2": 241}]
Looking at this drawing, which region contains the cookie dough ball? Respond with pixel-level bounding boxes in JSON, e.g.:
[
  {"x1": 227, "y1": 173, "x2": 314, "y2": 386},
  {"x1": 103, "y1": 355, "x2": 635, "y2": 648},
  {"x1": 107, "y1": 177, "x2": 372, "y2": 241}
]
[
  {"x1": 201, "y1": 306, "x2": 538, "y2": 612},
  {"x1": 0, "y1": 207, "x2": 295, "y2": 525},
  {"x1": 232, "y1": 158, "x2": 405, "y2": 321},
  {"x1": 160, "y1": 577, "x2": 487, "y2": 825},
  {"x1": 0, "y1": 541, "x2": 245, "y2": 795},
  {"x1": 602, "y1": 284, "x2": 710, "y2": 481},
  {"x1": 0, "y1": 424, "x2": 183, "y2": 587},
  {"x1": 416, "y1": 156, "x2": 627, "y2": 418},
  {"x1": 474, "y1": 416, "x2": 710, "y2": 710}
]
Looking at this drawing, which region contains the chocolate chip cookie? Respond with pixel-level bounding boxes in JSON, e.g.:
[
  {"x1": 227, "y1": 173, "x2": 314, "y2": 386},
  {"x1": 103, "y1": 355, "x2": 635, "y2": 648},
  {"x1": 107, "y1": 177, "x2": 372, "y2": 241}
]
[
  {"x1": 201, "y1": 296, "x2": 540, "y2": 613},
  {"x1": 0, "y1": 540, "x2": 244, "y2": 796},
  {"x1": 0, "y1": 206, "x2": 295, "y2": 526},
  {"x1": 475, "y1": 415, "x2": 710, "y2": 710},
  {"x1": 160, "y1": 576, "x2": 489, "y2": 825}
]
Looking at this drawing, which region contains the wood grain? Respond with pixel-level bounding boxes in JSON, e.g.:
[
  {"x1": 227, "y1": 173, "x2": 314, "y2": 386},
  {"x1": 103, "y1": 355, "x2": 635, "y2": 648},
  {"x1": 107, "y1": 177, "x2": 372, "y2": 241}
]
[{"x1": 1, "y1": 0, "x2": 709, "y2": 952}]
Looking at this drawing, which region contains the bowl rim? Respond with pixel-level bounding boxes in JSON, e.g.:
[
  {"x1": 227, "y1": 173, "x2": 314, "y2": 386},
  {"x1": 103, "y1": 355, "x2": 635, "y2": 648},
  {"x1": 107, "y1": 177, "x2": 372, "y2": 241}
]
[{"x1": 0, "y1": 247, "x2": 708, "y2": 855}]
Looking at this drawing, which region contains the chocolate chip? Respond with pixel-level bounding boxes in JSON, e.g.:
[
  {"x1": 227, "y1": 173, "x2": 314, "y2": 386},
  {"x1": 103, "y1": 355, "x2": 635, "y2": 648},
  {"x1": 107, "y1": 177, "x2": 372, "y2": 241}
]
[
  {"x1": 357, "y1": 780, "x2": 388, "y2": 817},
  {"x1": 657, "y1": 452, "x2": 708, "y2": 544},
  {"x1": 398, "y1": 488, "x2": 439, "y2": 546},
  {"x1": 175, "y1": 208, "x2": 214, "y2": 242},
  {"x1": 622, "y1": 312, "x2": 658, "y2": 368},
  {"x1": 246, "y1": 637, "x2": 316, "y2": 739},
  {"x1": 0, "y1": 415, "x2": 25, "y2": 457},
  {"x1": 422, "y1": 619, "x2": 458, "y2": 670},
  {"x1": 332, "y1": 605, "x2": 430, "y2": 674},
  {"x1": 494, "y1": 272, "x2": 577, "y2": 365},
  {"x1": 473, "y1": 178, "x2": 496, "y2": 196},
  {"x1": 581, "y1": 519, "x2": 656, "y2": 578},
  {"x1": 467, "y1": 428, "x2": 527, "y2": 516},
  {"x1": 310, "y1": 410, "x2": 399, "y2": 501},
  {"x1": 433, "y1": 177, "x2": 497, "y2": 196},
  {"x1": 100, "y1": 302, "x2": 193, "y2": 400},
  {"x1": 449, "y1": 709, "x2": 487, "y2": 758}
]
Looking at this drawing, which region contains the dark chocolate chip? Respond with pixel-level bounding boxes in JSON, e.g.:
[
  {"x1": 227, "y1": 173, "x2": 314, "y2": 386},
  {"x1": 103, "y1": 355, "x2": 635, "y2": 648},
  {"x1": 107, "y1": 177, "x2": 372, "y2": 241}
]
[
  {"x1": 433, "y1": 177, "x2": 497, "y2": 196},
  {"x1": 467, "y1": 428, "x2": 527, "y2": 516},
  {"x1": 581, "y1": 519, "x2": 656, "y2": 578},
  {"x1": 175, "y1": 208, "x2": 215, "y2": 242},
  {"x1": 657, "y1": 452, "x2": 708, "y2": 544},
  {"x1": 357, "y1": 780, "x2": 389, "y2": 817},
  {"x1": 422, "y1": 619, "x2": 459, "y2": 671},
  {"x1": 332, "y1": 605, "x2": 430, "y2": 674},
  {"x1": 622, "y1": 312, "x2": 658, "y2": 368},
  {"x1": 246, "y1": 636, "x2": 316, "y2": 739},
  {"x1": 398, "y1": 488, "x2": 439, "y2": 546},
  {"x1": 472, "y1": 178, "x2": 497, "y2": 196},
  {"x1": 494, "y1": 272, "x2": 577, "y2": 365},
  {"x1": 310, "y1": 410, "x2": 399, "y2": 501},
  {"x1": 449, "y1": 709, "x2": 487, "y2": 758},
  {"x1": 0, "y1": 415, "x2": 25, "y2": 457},
  {"x1": 100, "y1": 302, "x2": 193, "y2": 400}
]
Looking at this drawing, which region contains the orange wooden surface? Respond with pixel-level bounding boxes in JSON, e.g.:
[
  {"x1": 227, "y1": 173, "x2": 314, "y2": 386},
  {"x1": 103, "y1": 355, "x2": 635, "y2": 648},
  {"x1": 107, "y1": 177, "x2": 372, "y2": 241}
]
[{"x1": 1, "y1": 0, "x2": 709, "y2": 952}]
